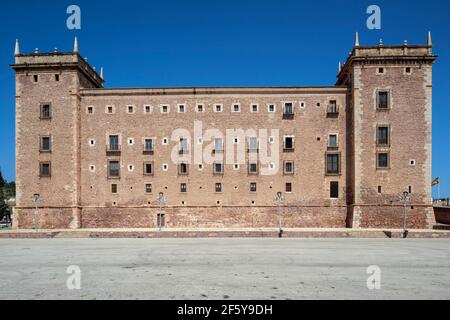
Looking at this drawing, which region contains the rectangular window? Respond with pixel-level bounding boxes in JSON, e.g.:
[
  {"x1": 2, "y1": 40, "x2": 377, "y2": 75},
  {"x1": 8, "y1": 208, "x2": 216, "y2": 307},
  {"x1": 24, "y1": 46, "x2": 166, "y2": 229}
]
[
  {"x1": 55, "y1": 74, "x2": 60, "y2": 82},
  {"x1": 377, "y1": 152, "x2": 389, "y2": 169},
  {"x1": 248, "y1": 162, "x2": 258, "y2": 174},
  {"x1": 284, "y1": 136, "x2": 294, "y2": 150},
  {"x1": 215, "y1": 183, "x2": 222, "y2": 193},
  {"x1": 178, "y1": 162, "x2": 189, "y2": 175},
  {"x1": 285, "y1": 182, "x2": 292, "y2": 193},
  {"x1": 88, "y1": 106, "x2": 94, "y2": 114},
  {"x1": 111, "y1": 184, "x2": 118, "y2": 194},
  {"x1": 328, "y1": 134, "x2": 338, "y2": 149},
  {"x1": 283, "y1": 103, "x2": 293, "y2": 115},
  {"x1": 161, "y1": 105, "x2": 169, "y2": 113},
  {"x1": 178, "y1": 104, "x2": 185, "y2": 113},
  {"x1": 144, "y1": 138, "x2": 154, "y2": 152},
  {"x1": 214, "y1": 138, "x2": 223, "y2": 152},
  {"x1": 250, "y1": 182, "x2": 257, "y2": 192},
  {"x1": 145, "y1": 105, "x2": 151, "y2": 113},
  {"x1": 127, "y1": 106, "x2": 134, "y2": 113},
  {"x1": 248, "y1": 137, "x2": 258, "y2": 152},
  {"x1": 377, "y1": 91, "x2": 389, "y2": 110},
  {"x1": 377, "y1": 126, "x2": 390, "y2": 146},
  {"x1": 107, "y1": 106, "x2": 114, "y2": 114},
  {"x1": 180, "y1": 183, "x2": 187, "y2": 193},
  {"x1": 326, "y1": 153, "x2": 340, "y2": 175},
  {"x1": 143, "y1": 162, "x2": 154, "y2": 175},
  {"x1": 180, "y1": 138, "x2": 188, "y2": 153},
  {"x1": 197, "y1": 104, "x2": 204, "y2": 112},
  {"x1": 268, "y1": 104, "x2": 275, "y2": 112},
  {"x1": 145, "y1": 183, "x2": 152, "y2": 193},
  {"x1": 215, "y1": 104, "x2": 222, "y2": 112},
  {"x1": 233, "y1": 104, "x2": 240, "y2": 112},
  {"x1": 39, "y1": 162, "x2": 51, "y2": 177},
  {"x1": 40, "y1": 136, "x2": 51, "y2": 152},
  {"x1": 251, "y1": 104, "x2": 258, "y2": 112},
  {"x1": 284, "y1": 161, "x2": 294, "y2": 175},
  {"x1": 40, "y1": 103, "x2": 51, "y2": 119},
  {"x1": 330, "y1": 181, "x2": 339, "y2": 198},
  {"x1": 108, "y1": 160, "x2": 120, "y2": 178},
  {"x1": 108, "y1": 135, "x2": 119, "y2": 151},
  {"x1": 213, "y1": 162, "x2": 224, "y2": 175},
  {"x1": 33, "y1": 75, "x2": 38, "y2": 83},
  {"x1": 327, "y1": 100, "x2": 338, "y2": 114}
]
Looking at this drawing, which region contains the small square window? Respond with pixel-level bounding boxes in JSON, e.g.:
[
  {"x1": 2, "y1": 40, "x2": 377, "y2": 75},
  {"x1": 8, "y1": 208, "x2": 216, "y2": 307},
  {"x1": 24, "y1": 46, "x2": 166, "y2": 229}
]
[
  {"x1": 197, "y1": 104, "x2": 204, "y2": 112},
  {"x1": 377, "y1": 67, "x2": 385, "y2": 74},
  {"x1": 87, "y1": 106, "x2": 94, "y2": 114},
  {"x1": 215, "y1": 183, "x2": 222, "y2": 193},
  {"x1": 405, "y1": 67, "x2": 412, "y2": 74},
  {"x1": 89, "y1": 165, "x2": 96, "y2": 172},
  {"x1": 180, "y1": 183, "x2": 187, "y2": 193},
  {"x1": 39, "y1": 162, "x2": 51, "y2": 177},
  {"x1": 127, "y1": 105, "x2": 134, "y2": 113},
  {"x1": 250, "y1": 182, "x2": 257, "y2": 192},
  {"x1": 213, "y1": 162, "x2": 224, "y2": 175},
  {"x1": 299, "y1": 101, "x2": 306, "y2": 108},
  {"x1": 284, "y1": 136, "x2": 294, "y2": 150},
  {"x1": 178, "y1": 104, "x2": 186, "y2": 113},
  {"x1": 248, "y1": 162, "x2": 258, "y2": 175},
  {"x1": 214, "y1": 104, "x2": 222, "y2": 112},
  {"x1": 232, "y1": 104, "x2": 240, "y2": 112},
  {"x1": 251, "y1": 104, "x2": 258, "y2": 112},
  {"x1": 233, "y1": 164, "x2": 240, "y2": 170},
  {"x1": 146, "y1": 183, "x2": 152, "y2": 193},
  {"x1": 268, "y1": 104, "x2": 276, "y2": 112},
  {"x1": 162, "y1": 137, "x2": 169, "y2": 145},
  {"x1": 144, "y1": 105, "x2": 152, "y2": 113},
  {"x1": 33, "y1": 75, "x2": 39, "y2": 83},
  {"x1": 285, "y1": 183, "x2": 292, "y2": 193},
  {"x1": 107, "y1": 106, "x2": 114, "y2": 114},
  {"x1": 161, "y1": 105, "x2": 169, "y2": 113},
  {"x1": 162, "y1": 163, "x2": 169, "y2": 171}
]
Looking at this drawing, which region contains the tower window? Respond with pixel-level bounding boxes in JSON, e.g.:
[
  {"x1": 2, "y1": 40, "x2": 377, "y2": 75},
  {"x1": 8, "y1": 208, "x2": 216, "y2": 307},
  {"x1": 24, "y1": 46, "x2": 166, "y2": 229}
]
[
  {"x1": 377, "y1": 91, "x2": 390, "y2": 110},
  {"x1": 87, "y1": 106, "x2": 94, "y2": 114},
  {"x1": 178, "y1": 104, "x2": 186, "y2": 113},
  {"x1": 284, "y1": 161, "x2": 294, "y2": 175},
  {"x1": 377, "y1": 126, "x2": 390, "y2": 146},
  {"x1": 145, "y1": 184, "x2": 152, "y2": 194},
  {"x1": 144, "y1": 105, "x2": 151, "y2": 113},
  {"x1": 40, "y1": 103, "x2": 52, "y2": 119},
  {"x1": 233, "y1": 104, "x2": 240, "y2": 112},
  {"x1": 377, "y1": 67, "x2": 385, "y2": 74},
  {"x1": 251, "y1": 104, "x2": 259, "y2": 112},
  {"x1": 328, "y1": 134, "x2": 338, "y2": 149},
  {"x1": 214, "y1": 104, "x2": 222, "y2": 112},
  {"x1": 108, "y1": 160, "x2": 120, "y2": 178},
  {"x1": 283, "y1": 136, "x2": 294, "y2": 150},
  {"x1": 378, "y1": 186, "x2": 382, "y2": 194},
  {"x1": 178, "y1": 162, "x2": 189, "y2": 175},
  {"x1": 180, "y1": 183, "x2": 187, "y2": 193},
  {"x1": 268, "y1": 104, "x2": 276, "y2": 112},
  {"x1": 215, "y1": 183, "x2": 222, "y2": 193},
  {"x1": 405, "y1": 67, "x2": 412, "y2": 74},
  {"x1": 197, "y1": 104, "x2": 204, "y2": 112},
  {"x1": 127, "y1": 105, "x2": 134, "y2": 113},
  {"x1": 285, "y1": 183, "x2": 292, "y2": 193},
  {"x1": 213, "y1": 162, "x2": 224, "y2": 175},
  {"x1": 248, "y1": 162, "x2": 258, "y2": 175},
  {"x1": 326, "y1": 153, "x2": 340, "y2": 175},
  {"x1": 55, "y1": 74, "x2": 60, "y2": 82},
  {"x1": 330, "y1": 181, "x2": 339, "y2": 198},
  {"x1": 40, "y1": 136, "x2": 51, "y2": 152},
  {"x1": 39, "y1": 162, "x2": 51, "y2": 177},
  {"x1": 250, "y1": 182, "x2": 257, "y2": 192},
  {"x1": 33, "y1": 75, "x2": 38, "y2": 83},
  {"x1": 111, "y1": 184, "x2": 118, "y2": 194},
  {"x1": 143, "y1": 162, "x2": 154, "y2": 176},
  {"x1": 377, "y1": 152, "x2": 390, "y2": 169}
]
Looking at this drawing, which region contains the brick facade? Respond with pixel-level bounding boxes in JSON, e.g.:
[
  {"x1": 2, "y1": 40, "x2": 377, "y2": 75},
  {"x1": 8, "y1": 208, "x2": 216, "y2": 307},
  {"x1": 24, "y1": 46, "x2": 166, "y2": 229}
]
[{"x1": 11, "y1": 35, "x2": 437, "y2": 229}]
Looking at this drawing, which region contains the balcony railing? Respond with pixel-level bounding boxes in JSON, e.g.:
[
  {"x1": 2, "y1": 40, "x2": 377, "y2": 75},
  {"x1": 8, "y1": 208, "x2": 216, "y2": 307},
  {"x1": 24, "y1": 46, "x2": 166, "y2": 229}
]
[
  {"x1": 327, "y1": 104, "x2": 339, "y2": 117},
  {"x1": 106, "y1": 144, "x2": 121, "y2": 155}
]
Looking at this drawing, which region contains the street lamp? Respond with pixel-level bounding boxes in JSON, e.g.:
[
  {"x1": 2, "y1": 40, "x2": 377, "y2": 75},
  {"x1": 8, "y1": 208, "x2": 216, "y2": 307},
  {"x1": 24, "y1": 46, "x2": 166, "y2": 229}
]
[
  {"x1": 31, "y1": 194, "x2": 42, "y2": 232},
  {"x1": 400, "y1": 191, "x2": 410, "y2": 239},
  {"x1": 155, "y1": 192, "x2": 166, "y2": 231},
  {"x1": 274, "y1": 192, "x2": 285, "y2": 238}
]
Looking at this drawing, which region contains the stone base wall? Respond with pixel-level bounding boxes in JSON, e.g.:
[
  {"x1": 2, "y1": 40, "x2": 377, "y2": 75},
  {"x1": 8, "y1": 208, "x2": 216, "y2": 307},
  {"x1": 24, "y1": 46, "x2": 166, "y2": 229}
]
[
  {"x1": 356, "y1": 205, "x2": 434, "y2": 229},
  {"x1": 15, "y1": 206, "x2": 347, "y2": 229}
]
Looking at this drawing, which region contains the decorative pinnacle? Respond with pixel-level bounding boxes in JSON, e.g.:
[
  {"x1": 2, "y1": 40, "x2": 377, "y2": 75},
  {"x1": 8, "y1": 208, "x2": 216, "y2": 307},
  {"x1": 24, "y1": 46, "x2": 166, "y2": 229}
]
[
  {"x1": 100, "y1": 67, "x2": 104, "y2": 80},
  {"x1": 73, "y1": 37, "x2": 78, "y2": 53},
  {"x1": 427, "y1": 31, "x2": 432, "y2": 47},
  {"x1": 379, "y1": 39, "x2": 384, "y2": 46},
  {"x1": 354, "y1": 32, "x2": 359, "y2": 47},
  {"x1": 14, "y1": 39, "x2": 20, "y2": 56},
  {"x1": 403, "y1": 40, "x2": 408, "y2": 46},
  {"x1": 338, "y1": 62, "x2": 342, "y2": 73}
]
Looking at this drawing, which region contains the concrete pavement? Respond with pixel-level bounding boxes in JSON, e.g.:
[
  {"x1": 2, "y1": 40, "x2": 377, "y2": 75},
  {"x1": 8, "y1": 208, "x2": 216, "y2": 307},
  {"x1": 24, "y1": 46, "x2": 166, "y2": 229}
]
[{"x1": 0, "y1": 238, "x2": 449, "y2": 300}]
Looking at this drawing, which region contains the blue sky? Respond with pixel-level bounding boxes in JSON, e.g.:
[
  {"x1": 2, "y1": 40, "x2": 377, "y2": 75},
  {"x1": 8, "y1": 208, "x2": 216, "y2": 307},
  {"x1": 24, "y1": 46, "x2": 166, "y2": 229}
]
[{"x1": 0, "y1": 0, "x2": 449, "y2": 197}]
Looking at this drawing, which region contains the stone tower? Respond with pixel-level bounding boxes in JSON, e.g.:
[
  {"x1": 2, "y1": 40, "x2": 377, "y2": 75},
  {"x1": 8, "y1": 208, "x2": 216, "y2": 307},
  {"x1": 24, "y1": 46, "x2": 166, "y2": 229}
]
[
  {"x1": 337, "y1": 33, "x2": 437, "y2": 228},
  {"x1": 11, "y1": 39, "x2": 103, "y2": 229}
]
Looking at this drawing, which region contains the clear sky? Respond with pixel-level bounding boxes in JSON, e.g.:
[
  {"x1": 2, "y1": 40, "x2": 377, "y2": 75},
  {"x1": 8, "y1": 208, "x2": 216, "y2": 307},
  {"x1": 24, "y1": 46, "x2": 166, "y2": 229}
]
[{"x1": 0, "y1": 0, "x2": 449, "y2": 197}]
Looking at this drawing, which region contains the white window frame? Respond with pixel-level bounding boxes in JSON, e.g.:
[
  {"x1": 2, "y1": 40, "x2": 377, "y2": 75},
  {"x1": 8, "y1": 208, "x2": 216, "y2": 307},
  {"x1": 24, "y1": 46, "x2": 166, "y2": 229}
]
[
  {"x1": 105, "y1": 105, "x2": 115, "y2": 114},
  {"x1": 214, "y1": 104, "x2": 223, "y2": 113},
  {"x1": 196, "y1": 103, "x2": 205, "y2": 113},
  {"x1": 143, "y1": 105, "x2": 152, "y2": 113},
  {"x1": 160, "y1": 104, "x2": 170, "y2": 113},
  {"x1": 267, "y1": 104, "x2": 276, "y2": 113},
  {"x1": 328, "y1": 133, "x2": 339, "y2": 148},
  {"x1": 231, "y1": 103, "x2": 241, "y2": 113},
  {"x1": 127, "y1": 105, "x2": 136, "y2": 114},
  {"x1": 177, "y1": 104, "x2": 186, "y2": 113},
  {"x1": 299, "y1": 101, "x2": 306, "y2": 109},
  {"x1": 250, "y1": 103, "x2": 259, "y2": 113}
]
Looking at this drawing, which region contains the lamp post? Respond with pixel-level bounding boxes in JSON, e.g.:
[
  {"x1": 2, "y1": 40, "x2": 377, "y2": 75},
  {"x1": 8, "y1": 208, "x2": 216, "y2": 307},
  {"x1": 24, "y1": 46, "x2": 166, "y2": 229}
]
[
  {"x1": 275, "y1": 192, "x2": 285, "y2": 238},
  {"x1": 155, "y1": 192, "x2": 166, "y2": 231},
  {"x1": 32, "y1": 194, "x2": 42, "y2": 232},
  {"x1": 400, "y1": 191, "x2": 410, "y2": 239}
]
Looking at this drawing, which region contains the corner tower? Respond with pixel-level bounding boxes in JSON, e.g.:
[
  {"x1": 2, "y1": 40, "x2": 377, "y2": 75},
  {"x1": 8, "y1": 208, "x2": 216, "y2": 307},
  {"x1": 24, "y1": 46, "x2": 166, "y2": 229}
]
[
  {"x1": 11, "y1": 39, "x2": 103, "y2": 229},
  {"x1": 338, "y1": 33, "x2": 437, "y2": 229}
]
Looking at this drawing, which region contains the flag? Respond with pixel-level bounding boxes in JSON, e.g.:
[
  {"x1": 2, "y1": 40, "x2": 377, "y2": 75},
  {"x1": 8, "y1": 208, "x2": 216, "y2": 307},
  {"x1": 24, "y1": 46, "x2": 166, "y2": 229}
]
[{"x1": 432, "y1": 177, "x2": 440, "y2": 186}]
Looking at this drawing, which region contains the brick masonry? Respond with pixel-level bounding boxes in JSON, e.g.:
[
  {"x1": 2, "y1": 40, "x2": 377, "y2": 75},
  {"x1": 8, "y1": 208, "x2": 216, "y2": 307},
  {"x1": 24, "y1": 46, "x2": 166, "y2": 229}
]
[{"x1": 11, "y1": 37, "x2": 438, "y2": 230}]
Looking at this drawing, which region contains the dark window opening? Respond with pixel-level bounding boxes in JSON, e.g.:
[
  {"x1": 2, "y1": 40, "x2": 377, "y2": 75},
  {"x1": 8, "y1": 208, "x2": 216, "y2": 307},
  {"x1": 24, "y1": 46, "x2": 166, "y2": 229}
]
[
  {"x1": 40, "y1": 136, "x2": 51, "y2": 152},
  {"x1": 39, "y1": 162, "x2": 51, "y2": 177},
  {"x1": 377, "y1": 91, "x2": 389, "y2": 109},
  {"x1": 180, "y1": 183, "x2": 187, "y2": 193},
  {"x1": 284, "y1": 137, "x2": 294, "y2": 150},
  {"x1": 377, "y1": 153, "x2": 389, "y2": 169},
  {"x1": 285, "y1": 183, "x2": 292, "y2": 193},
  {"x1": 250, "y1": 182, "x2": 257, "y2": 192},
  {"x1": 215, "y1": 183, "x2": 222, "y2": 193},
  {"x1": 55, "y1": 74, "x2": 60, "y2": 82},
  {"x1": 326, "y1": 153, "x2": 340, "y2": 175},
  {"x1": 108, "y1": 161, "x2": 120, "y2": 178},
  {"x1": 377, "y1": 126, "x2": 390, "y2": 146},
  {"x1": 144, "y1": 162, "x2": 154, "y2": 175},
  {"x1": 330, "y1": 181, "x2": 339, "y2": 198},
  {"x1": 40, "y1": 103, "x2": 51, "y2": 119},
  {"x1": 145, "y1": 184, "x2": 152, "y2": 193},
  {"x1": 111, "y1": 184, "x2": 118, "y2": 194}
]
